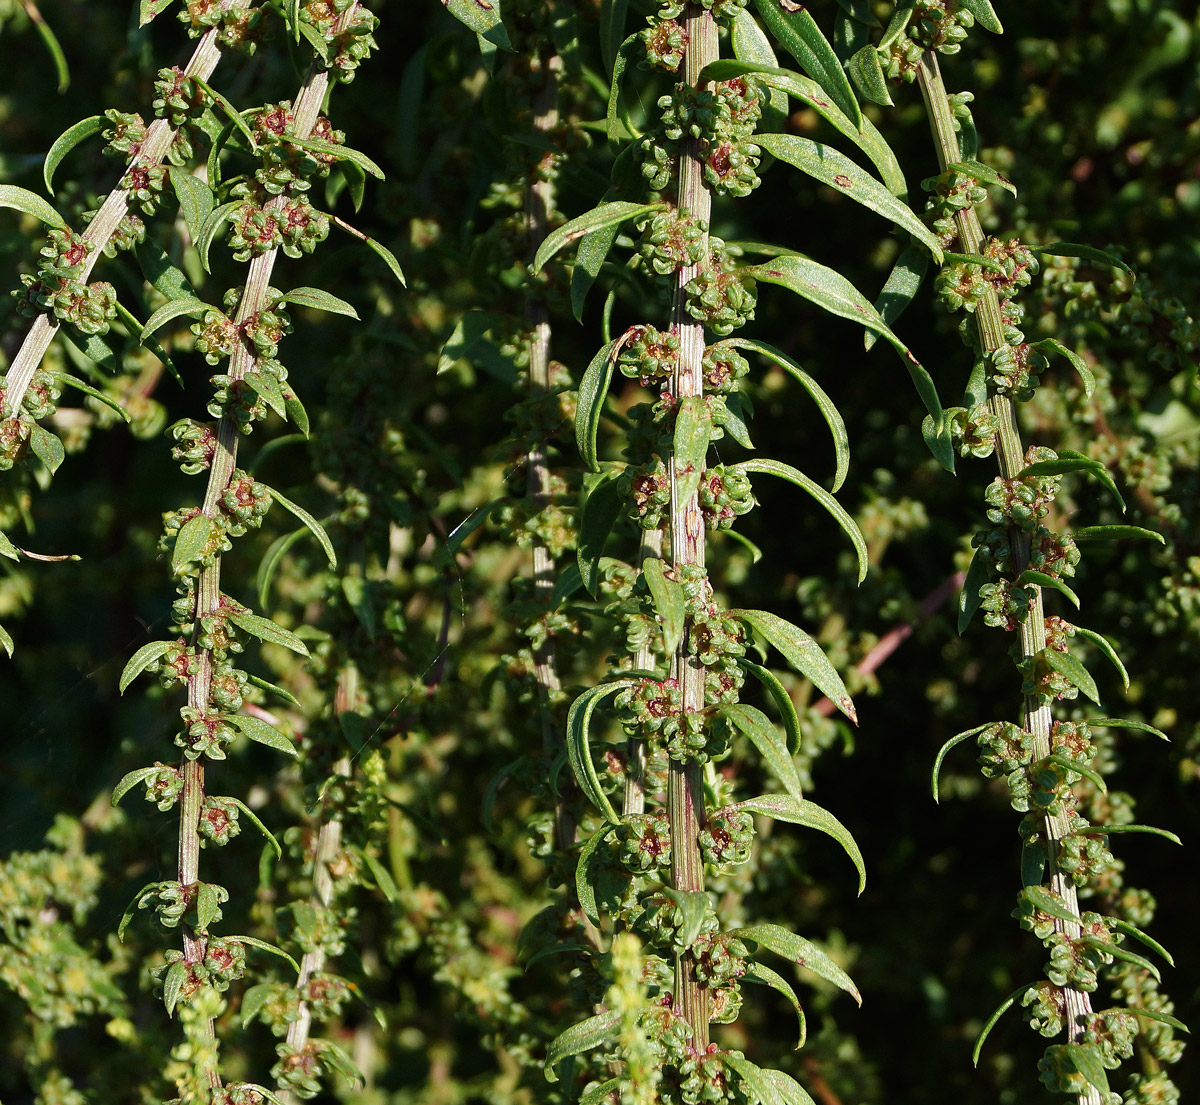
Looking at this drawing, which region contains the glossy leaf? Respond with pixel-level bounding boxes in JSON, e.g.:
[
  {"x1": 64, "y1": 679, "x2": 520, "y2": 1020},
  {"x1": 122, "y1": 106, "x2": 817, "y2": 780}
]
[
  {"x1": 1091, "y1": 823, "x2": 1181, "y2": 845},
  {"x1": 972, "y1": 983, "x2": 1028, "y2": 1065},
  {"x1": 0, "y1": 623, "x2": 12, "y2": 659},
  {"x1": 760, "y1": 1068, "x2": 818, "y2": 1105},
  {"x1": 1015, "y1": 569, "x2": 1080, "y2": 609},
  {"x1": 111, "y1": 765, "x2": 165, "y2": 806},
  {"x1": 545, "y1": 1010, "x2": 621, "y2": 1081},
  {"x1": 191, "y1": 77, "x2": 256, "y2": 148},
  {"x1": 577, "y1": 472, "x2": 625, "y2": 597},
  {"x1": 751, "y1": 0, "x2": 862, "y2": 129},
  {"x1": 718, "y1": 337, "x2": 848, "y2": 491},
  {"x1": 225, "y1": 935, "x2": 299, "y2": 974},
  {"x1": 867, "y1": 243, "x2": 929, "y2": 351},
  {"x1": 741, "y1": 659, "x2": 802, "y2": 754},
  {"x1": 0, "y1": 531, "x2": 18, "y2": 561},
  {"x1": 642, "y1": 557, "x2": 685, "y2": 656},
  {"x1": 227, "y1": 714, "x2": 298, "y2": 757},
  {"x1": 355, "y1": 846, "x2": 399, "y2": 902},
  {"x1": 1087, "y1": 716, "x2": 1169, "y2": 741},
  {"x1": 743, "y1": 962, "x2": 807, "y2": 1048},
  {"x1": 756, "y1": 134, "x2": 939, "y2": 260},
  {"x1": 44, "y1": 116, "x2": 103, "y2": 195},
  {"x1": 331, "y1": 215, "x2": 407, "y2": 286},
  {"x1": 732, "y1": 923, "x2": 861, "y2": 1004},
  {"x1": 169, "y1": 167, "x2": 215, "y2": 244},
  {"x1": 958, "y1": 546, "x2": 990, "y2": 634},
  {"x1": 196, "y1": 200, "x2": 242, "y2": 272},
  {"x1": 731, "y1": 608, "x2": 856, "y2": 723},
  {"x1": 717, "y1": 703, "x2": 804, "y2": 801},
  {"x1": 730, "y1": 10, "x2": 789, "y2": 130},
  {"x1": 576, "y1": 334, "x2": 630, "y2": 471},
  {"x1": 1082, "y1": 936, "x2": 1161, "y2": 983},
  {"x1": 1041, "y1": 648, "x2": 1102, "y2": 706},
  {"x1": 1113, "y1": 1006, "x2": 1189, "y2": 1034},
  {"x1": 1020, "y1": 884, "x2": 1080, "y2": 925},
  {"x1": 1021, "y1": 450, "x2": 1125, "y2": 512},
  {"x1": 1072, "y1": 625, "x2": 1129, "y2": 690},
  {"x1": 580, "y1": 1079, "x2": 624, "y2": 1105},
  {"x1": 1032, "y1": 337, "x2": 1095, "y2": 399},
  {"x1": 566, "y1": 682, "x2": 632, "y2": 826},
  {"x1": 1033, "y1": 241, "x2": 1133, "y2": 275},
  {"x1": 733, "y1": 459, "x2": 867, "y2": 584},
  {"x1": 1044, "y1": 753, "x2": 1108, "y2": 793},
  {"x1": 171, "y1": 513, "x2": 213, "y2": 574},
  {"x1": 731, "y1": 794, "x2": 865, "y2": 893},
  {"x1": 534, "y1": 201, "x2": 664, "y2": 275},
  {"x1": 140, "y1": 0, "x2": 177, "y2": 24},
  {"x1": 959, "y1": 0, "x2": 1002, "y2": 32},
  {"x1": 847, "y1": 43, "x2": 892, "y2": 106},
  {"x1": 931, "y1": 723, "x2": 993, "y2": 802},
  {"x1": 576, "y1": 824, "x2": 618, "y2": 926},
  {"x1": 29, "y1": 425, "x2": 64, "y2": 475},
  {"x1": 1111, "y1": 918, "x2": 1176, "y2": 967},
  {"x1": 266, "y1": 486, "x2": 337, "y2": 568},
  {"x1": 226, "y1": 608, "x2": 310, "y2": 657},
  {"x1": 194, "y1": 882, "x2": 221, "y2": 932},
  {"x1": 285, "y1": 135, "x2": 384, "y2": 179},
  {"x1": 605, "y1": 33, "x2": 642, "y2": 140},
  {"x1": 1072, "y1": 525, "x2": 1163, "y2": 544},
  {"x1": 141, "y1": 296, "x2": 214, "y2": 340},
  {"x1": 278, "y1": 286, "x2": 360, "y2": 319},
  {"x1": 51, "y1": 373, "x2": 131, "y2": 422},
  {"x1": 0, "y1": 184, "x2": 68, "y2": 229},
  {"x1": 256, "y1": 528, "x2": 307, "y2": 607},
  {"x1": 118, "y1": 640, "x2": 174, "y2": 693},
  {"x1": 949, "y1": 158, "x2": 1016, "y2": 197}
]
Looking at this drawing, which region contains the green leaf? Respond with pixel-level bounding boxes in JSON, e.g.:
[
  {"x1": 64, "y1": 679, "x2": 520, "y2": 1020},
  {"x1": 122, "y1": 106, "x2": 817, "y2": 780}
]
[
  {"x1": 442, "y1": 0, "x2": 512, "y2": 49},
  {"x1": 931, "y1": 723, "x2": 993, "y2": 802},
  {"x1": 0, "y1": 622, "x2": 12, "y2": 658},
  {"x1": 278, "y1": 286, "x2": 360, "y2": 319},
  {"x1": 227, "y1": 714, "x2": 298, "y2": 757},
  {"x1": 224, "y1": 935, "x2": 299, "y2": 974},
  {"x1": 134, "y1": 239, "x2": 198, "y2": 302},
  {"x1": 1114, "y1": 1006, "x2": 1189, "y2": 1034},
  {"x1": 1015, "y1": 569, "x2": 1080, "y2": 609},
  {"x1": 170, "y1": 513, "x2": 212, "y2": 575},
  {"x1": 43, "y1": 116, "x2": 103, "y2": 195},
  {"x1": 1087, "y1": 717, "x2": 1169, "y2": 741},
  {"x1": 867, "y1": 243, "x2": 929, "y2": 352},
  {"x1": 718, "y1": 704, "x2": 804, "y2": 802},
  {"x1": 0, "y1": 531, "x2": 18, "y2": 561},
  {"x1": 570, "y1": 217, "x2": 622, "y2": 321},
  {"x1": 759, "y1": 1068, "x2": 818, "y2": 1105},
  {"x1": 580, "y1": 1079, "x2": 625, "y2": 1105},
  {"x1": 846, "y1": 44, "x2": 892, "y2": 106},
  {"x1": 732, "y1": 923, "x2": 861, "y2": 1005},
  {"x1": 266, "y1": 486, "x2": 337, "y2": 569},
  {"x1": 972, "y1": 983, "x2": 1028, "y2": 1065},
  {"x1": 1032, "y1": 337, "x2": 1095, "y2": 400},
  {"x1": 29, "y1": 425, "x2": 64, "y2": 475},
  {"x1": 140, "y1": 0, "x2": 178, "y2": 27},
  {"x1": 577, "y1": 472, "x2": 625, "y2": 597},
  {"x1": 1110, "y1": 918, "x2": 1176, "y2": 967},
  {"x1": 50, "y1": 373, "x2": 130, "y2": 422},
  {"x1": 958, "y1": 546, "x2": 991, "y2": 634},
  {"x1": 674, "y1": 395, "x2": 711, "y2": 499},
  {"x1": 1041, "y1": 648, "x2": 1102, "y2": 706},
  {"x1": 732, "y1": 459, "x2": 867, "y2": 584},
  {"x1": 256, "y1": 528, "x2": 307, "y2": 608},
  {"x1": 533, "y1": 201, "x2": 664, "y2": 275},
  {"x1": 162, "y1": 960, "x2": 186, "y2": 1017},
  {"x1": 730, "y1": 10, "x2": 789, "y2": 131},
  {"x1": 1079, "y1": 938, "x2": 1159, "y2": 983},
  {"x1": 190, "y1": 77, "x2": 256, "y2": 149},
  {"x1": 437, "y1": 310, "x2": 516, "y2": 380},
  {"x1": 599, "y1": 0, "x2": 629, "y2": 74},
  {"x1": 741, "y1": 659, "x2": 802, "y2": 755},
  {"x1": 751, "y1": 0, "x2": 862, "y2": 130},
  {"x1": 140, "y1": 296, "x2": 214, "y2": 341},
  {"x1": 1020, "y1": 449, "x2": 1125, "y2": 512},
  {"x1": 1044, "y1": 753, "x2": 1108, "y2": 793},
  {"x1": 118, "y1": 880, "x2": 172, "y2": 939},
  {"x1": 286, "y1": 134, "x2": 384, "y2": 179},
  {"x1": 1072, "y1": 525, "x2": 1163, "y2": 544},
  {"x1": 1091, "y1": 823, "x2": 1181, "y2": 845},
  {"x1": 1033, "y1": 241, "x2": 1133, "y2": 275},
  {"x1": 169, "y1": 168, "x2": 215, "y2": 245},
  {"x1": 1072, "y1": 626, "x2": 1129, "y2": 690},
  {"x1": 743, "y1": 961, "x2": 807, "y2": 1048},
  {"x1": 195, "y1": 200, "x2": 242, "y2": 272},
  {"x1": 958, "y1": 0, "x2": 1002, "y2": 32},
  {"x1": 111, "y1": 765, "x2": 165, "y2": 805},
  {"x1": 731, "y1": 608, "x2": 856, "y2": 723},
  {"x1": 0, "y1": 184, "x2": 68, "y2": 229},
  {"x1": 550, "y1": 562, "x2": 585, "y2": 609},
  {"x1": 724, "y1": 1054, "x2": 801, "y2": 1105},
  {"x1": 244, "y1": 367, "x2": 287, "y2": 418},
  {"x1": 576, "y1": 823, "x2": 618, "y2": 926},
  {"x1": 331, "y1": 216, "x2": 407, "y2": 287},
  {"x1": 746, "y1": 256, "x2": 952, "y2": 471},
  {"x1": 731, "y1": 794, "x2": 865, "y2": 893},
  {"x1": 642, "y1": 557, "x2": 685, "y2": 656},
  {"x1": 545, "y1": 1010, "x2": 621, "y2": 1082},
  {"x1": 118, "y1": 640, "x2": 174, "y2": 693},
  {"x1": 354, "y1": 845, "x2": 399, "y2": 902},
  {"x1": 576, "y1": 334, "x2": 630, "y2": 471},
  {"x1": 220, "y1": 797, "x2": 282, "y2": 859},
  {"x1": 194, "y1": 882, "x2": 220, "y2": 932},
  {"x1": 757, "y1": 134, "x2": 940, "y2": 261},
  {"x1": 948, "y1": 158, "x2": 1016, "y2": 197},
  {"x1": 226, "y1": 608, "x2": 310, "y2": 657},
  {"x1": 606, "y1": 33, "x2": 642, "y2": 140},
  {"x1": 566, "y1": 682, "x2": 632, "y2": 826},
  {"x1": 1019, "y1": 884, "x2": 1080, "y2": 925},
  {"x1": 719, "y1": 338, "x2": 847, "y2": 490}
]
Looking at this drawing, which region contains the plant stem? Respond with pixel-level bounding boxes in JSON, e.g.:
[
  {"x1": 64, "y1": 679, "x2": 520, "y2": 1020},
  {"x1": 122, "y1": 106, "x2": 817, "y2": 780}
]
[
  {"x1": 917, "y1": 54, "x2": 1099, "y2": 1104},
  {"x1": 668, "y1": 3, "x2": 717, "y2": 1049}
]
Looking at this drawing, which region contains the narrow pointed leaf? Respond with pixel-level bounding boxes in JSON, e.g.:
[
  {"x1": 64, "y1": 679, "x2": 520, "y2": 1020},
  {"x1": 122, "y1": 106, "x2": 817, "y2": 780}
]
[
  {"x1": 0, "y1": 623, "x2": 12, "y2": 658},
  {"x1": 642, "y1": 557, "x2": 685, "y2": 656},
  {"x1": 442, "y1": 0, "x2": 512, "y2": 49},
  {"x1": 1091, "y1": 823, "x2": 1181, "y2": 844},
  {"x1": 732, "y1": 459, "x2": 867, "y2": 583},
  {"x1": 751, "y1": 0, "x2": 862, "y2": 129},
  {"x1": 761, "y1": 1068, "x2": 818, "y2": 1105},
  {"x1": 171, "y1": 513, "x2": 213, "y2": 574},
  {"x1": 743, "y1": 961, "x2": 807, "y2": 1047},
  {"x1": 266, "y1": 486, "x2": 337, "y2": 569},
  {"x1": 196, "y1": 200, "x2": 242, "y2": 271},
  {"x1": 50, "y1": 373, "x2": 130, "y2": 422},
  {"x1": 1032, "y1": 337, "x2": 1095, "y2": 400},
  {"x1": 140, "y1": 296, "x2": 214, "y2": 341},
  {"x1": 732, "y1": 923, "x2": 861, "y2": 1004},
  {"x1": 1015, "y1": 570, "x2": 1080, "y2": 609},
  {"x1": 730, "y1": 10, "x2": 789, "y2": 130},
  {"x1": 580, "y1": 1079, "x2": 624, "y2": 1105},
  {"x1": 867, "y1": 244, "x2": 929, "y2": 351},
  {"x1": 724, "y1": 1055, "x2": 788, "y2": 1105},
  {"x1": 576, "y1": 335, "x2": 627, "y2": 470},
  {"x1": 194, "y1": 882, "x2": 220, "y2": 932},
  {"x1": 227, "y1": 714, "x2": 298, "y2": 756},
  {"x1": 949, "y1": 159, "x2": 1016, "y2": 197},
  {"x1": 576, "y1": 824, "x2": 618, "y2": 926},
  {"x1": 972, "y1": 983, "x2": 1029, "y2": 1065},
  {"x1": 283, "y1": 136, "x2": 384, "y2": 179},
  {"x1": 226, "y1": 609, "x2": 310, "y2": 657},
  {"x1": 278, "y1": 286, "x2": 360, "y2": 319},
  {"x1": 355, "y1": 845, "x2": 399, "y2": 902},
  {"x1": 545, "y1": 1010, "x2": 621, "y2": 1081},
  {"x1": 534, "y1": 201, "x2": 664, "y2": 275},
  {"x1": 566, "y1": 682, "x2": 632, "y2": 826},
  {"x1": 218, "y1": 797, "x2": 282, "y2": 859},
  {"x1": 958, "y1": 546, "x2": 991, "y2": 634},
  {"x1": 111, "y1": 765, "x2": 165, "y2": 805},
  {"x1": 29, "y1": 426, "x2": 64, "y2": 475},
  {"x1": 741, "y1": 659, "x2": 802, "y2": 754},
  {"x1": 1041, "y1": 649, "x2": 1102, "y2": 706},
  {"x1": 1115, "y1": 1007, "x2": 1189, "y2": 1033},
  {"x1": 959, "y1": 0, "x2": 1002, "y2": 32},
  {"x1": 606, "y1": 33, "x2": 642, "y2": 140},
  {"x1": 1020, "y1": 884, "x2": 1081, "y2": 925},
  {"x1": 1044, "y1": 753, "x2": 1107, "y2": 793},
  {"x1": 731, "y1": 794, "x2": 865, "y2": 893},
  {"x1": 163, "y1": 960, "x2": 186, "y2": 1017},
  {"x1": 0, "y1": 532, "x2": 17, "y2": 561},
  {"x1": 731, "y1": 608, "x2": 856, "y2": 723},
  {"x1": 118, "y1": 640, "x2": 174, "y2": 693},
  {"x1": 1111, "y1": 918, "x2": 1176, "y2": 967},
  {"x1": 931, "y1": 723, "x2": 993, "y2": 802},
  {"x1": 578, "y1": 472, "x2": 625, "y2": 597},
  {"x1": 140, "y1": 0, "x2": 177, "y2": 24},
  {"x1": 1072, "y1": 626, "x2": 1129, "y2": 690},
  {"x1": 718, "y1": 704, "x2": 803, "y2": 801},
  {"x1": 719, "y1": 338, "x2": 848, "y2": 490},
  {"x1": 1087, "y1": 717, "x2": 1169, "y2": 741},
  {"x1": 1081, "y1": 936, "x2": 1160, "y2": 982},
  {"x1": 847, "y1": 44, "x2": 892, "y2": 106},
  {"x1": 169, "y1": 168, "x2": 215, "y2": 244},
  {"x1": 44, "y1": 116, "x2": 104, "y2": 194},
  {"x1": 0, "y1": 184, "x2": 68, "y2": 229},
  {"x1": 191, "y1": 77, "x2": 256, "y2": 148},
  {"x1": 1072, "y1": 525, "x2": 1163, "y2": 544},
  {"x1": 225, "y1": 935, "x2": 300, "y2": 974},
  {"x1": 1033, "y1": 241, "x2": 1133, "y2": 275},
  {"x1": 256, "y1": 528, "x2": 307, "y2": 607}
]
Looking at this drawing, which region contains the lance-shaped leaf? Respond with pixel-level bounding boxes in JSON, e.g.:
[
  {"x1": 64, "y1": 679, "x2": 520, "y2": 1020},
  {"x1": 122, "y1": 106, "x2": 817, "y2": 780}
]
[
  {"x1": 580, "y1": 1079, "x2": 625, "y2": 1105},
  {"x1": 867, "y1": 243, "x2": 928, "y2": 351},
  {"x1": 1020, "y1": 884, "x2": 1081, "y2": 926},
  {"x1": 931, "y1": 722, "x2": 993, "y2": 802},
  {"x1": 606, "y1": 32, "x2": 643, "y2": 140},
  {"x1": 171, "y1": 512, "x2": 213, "y2": 574},
  {"x1": 1041, "y1": 649, "x2": 1102, "y2": 706},
  {"x1": 1087, "y1": 717, "x2": 1169, "y2": 741},
  {"x1": 118, "y1": 640, "x2": 175, "y2": 693},
  {"x1": 256, "y1": 528, "x2": 307, "y2": 607},
  {"x1": 949, "y1": 158, "x2": 1016, "y2": 197},
  {"x1": 1044, "y1": 753, "x2": 1108, "y2": 794},
  {"x1": 194, "y1": 882, "x2": 223, "y2": 932},
  {"x1": 972, "y1": 983, "x2": 1029, "y2": 1065},
  {"x1": 227, "y1": 713, "x2": 298, "y2": 756},
  {"x1": 1015, "y1": 569, "x2": 1079, "y2": 609},
  {"x1": 1072, "y1": 525, "x2": 1163, "y2": 544},
  {"x1": 163, "y1": 959, "x2": 186, "y2": 1017},
  {"x1": 731, "y1": 923, "x2": 860, "y2": 1005},
  {"x1": 674, "y1": 395, "x2": 711, "y2": 499},
  {"x1": 730, "y1": 10, "x2": 789, "y2": 130},
  {"x1": 1113, "y1": 1007, "x2": 1189, "y2": 1034},
  {"x1": 1071, "y1": 625, "x2": 1129, "y2": 690},
  {"x1": 1032, "y1": 241, "x2": 1133, "y2": 275},
  {"x1": 140, "y1": 296, "x2": 215, "y2": 340},
  {"x1": 730, "y1": 794, "x2": 865, "y2": 893},
  {"x1": 545, "y1": 1010, "x2": 621, "y2": 1082},
  {"x1": 111, "y1": 765, "x2": 168, "y2": 805},
  {"x1": 577, "y1": 332, "x2": 639, "y2": 470},
  {"x1": 566, "y1": 682, "x2": 633, "y2": 825},
  {"x1": 196, "y1": 200, "x2": 242, "y2": 271},
  {"x1": 44, "y1": 116, "x2": 104, "y2": 195},
  {"x1": 578, "y1": 472, "x2": 625, "y2": 597},
  {"x1": 959, "y1": 0, "x2": 1002, "y2": 32},
  {"x1": 744, "y1": 961, "x2": 807, "y2": 1047},
  {"x1": 169, "y1": 168, "x2": 215, "y2": 244},
  {"x1": 140, "y1": 0, "x2": 178, "y2": 24},
  {"x1": 760, "y1": 1068, "x2": 818, "y2": 1105},
  {"x1": 226, "y1": 608, "x2": 310, "y2": 657},
  {"x1": 576, "y1": 824, "x2": 619, "y2": 926},
  {"x1": 286, "y1": 134, "x2": 383, "y2": 179},
  {"x1": 1081, "y1": 935, "x2": 1162, "y2": 983},
  {"x1": 757, "y1": 134, "x2": 940, "y2": 261},
  {"x1": 731, "y1": 459, "x2": 867, "y2": 584},
  {"x1": 725, "y1": 1054, "x2": 814, "y2": 1105},
  {"x1": 1111, "y1": 918, "x2": 1176, "y2": 968},
  {"x1": 442, "y1": 0, "x2": 512, "y2": 50},
  {"x1": 354, "y1": 845, "x2": 399, "y2": 902},
  {"x1": 331, "y1": 215, "x2": 406, "y2": 286},
  {"x1": 533, "y1": 201, "x2": 664, "y2": 275},
  {"x1": 717, "y1": 704, "x2": 803, "y2": 801},
  {"x1": 51, "y1": 373, "x2": 130, "y2": 422},
  {"x1": 1091, "y1": 823, "x2": 1181, "y2": 845},
  {"x1": 224, "y1": 935, "x2": 300, "y2": 974},
  {"x1": 28, "y1": 425, "x2": 64, "y2": 475},
  {"x1": 642, "y1": 557, "x2": 685, "y2": 656},
  {"x1": 847, "y1": 43, "x2": 892, "y2": 106},
  {"x1": 731, "y1": 608, "x2": 856, "y2": 723},
  {"x1": 278, "y1": 286, "x2": 360, "y2": 319},
  {"x1": 248, "y1": 673, "x2": 302, "y2": 707},
  {"x1": 0, "y1": 623, "x2": 12, "y2": 658},
  {"x1": 746, "y1": 256, "x2": 952, "y2": 470},
  {"x1": 265, "y1": 486, "x2": 337, "y2": 569},
  {"x1": 221, "y1": 797, "x2": 282, "y2": 859},
  {"x1": 751, "y1": 0, "x2": 861, "y2": 129},
  {"x1": 0, "y1": 184, "x2": 69, "y2": 230},
  {"x1": 718, "y1": 337, "x2": 848, "y2": 489},
  {"x1": 1032, "y1": 337, "x2": 1095, "y2": 400},
  {"x1": 958, "y1": 546, "x2": 991, "y2": 634},
  {"x1": 741, "y1": 659, "x2": 802, "y2": 754},
  {"x1": 0, "y1": 532, "x2": 17, "y2": 561}
]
